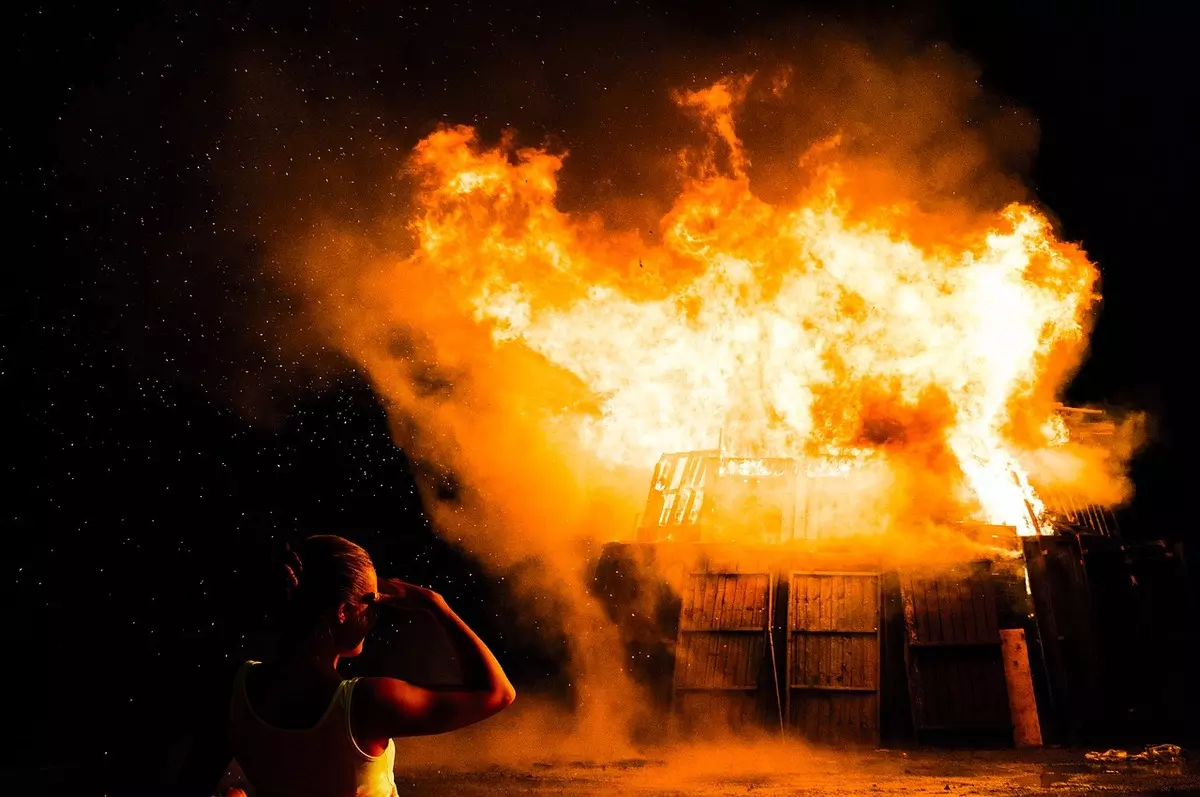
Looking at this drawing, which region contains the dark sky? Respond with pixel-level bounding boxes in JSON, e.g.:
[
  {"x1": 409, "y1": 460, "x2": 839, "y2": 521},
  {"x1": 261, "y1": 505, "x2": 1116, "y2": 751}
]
[{"x1": 9, "y1": 0, "x2": 1195, "y2": 791}]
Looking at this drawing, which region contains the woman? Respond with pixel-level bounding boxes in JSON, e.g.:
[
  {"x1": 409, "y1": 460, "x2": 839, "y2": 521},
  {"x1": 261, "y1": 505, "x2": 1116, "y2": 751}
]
[{"x1": 174, "y1": 534, "x2": 516, "y2": 797}]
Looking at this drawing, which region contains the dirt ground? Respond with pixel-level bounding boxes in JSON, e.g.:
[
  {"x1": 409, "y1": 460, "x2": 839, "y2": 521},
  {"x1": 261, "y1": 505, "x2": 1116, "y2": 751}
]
[{"x1": 397, "y1": 747, "x2": 1200, "y2": 796}]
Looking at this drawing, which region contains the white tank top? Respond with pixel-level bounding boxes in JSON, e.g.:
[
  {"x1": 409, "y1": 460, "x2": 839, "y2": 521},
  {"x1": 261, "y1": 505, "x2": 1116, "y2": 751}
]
[{"x1": 228, "y1": 661, "x2": 398, "y2": 797}]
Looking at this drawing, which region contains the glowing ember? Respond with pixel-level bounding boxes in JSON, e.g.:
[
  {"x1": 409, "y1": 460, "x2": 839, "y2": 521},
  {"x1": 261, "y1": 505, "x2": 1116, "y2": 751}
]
[{"x1": 392, "y1": 76, "x2": 1099, "y2": 537}]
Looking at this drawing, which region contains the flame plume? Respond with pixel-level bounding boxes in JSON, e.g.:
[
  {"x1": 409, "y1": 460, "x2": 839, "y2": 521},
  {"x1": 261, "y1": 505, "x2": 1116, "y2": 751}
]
[{"x1": 389, "y1": 76, "x2": 1098, "y2": 537}]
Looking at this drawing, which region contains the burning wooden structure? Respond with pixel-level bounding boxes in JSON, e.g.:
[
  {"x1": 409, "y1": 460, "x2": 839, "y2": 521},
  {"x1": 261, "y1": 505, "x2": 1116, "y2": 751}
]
[{"x1": 593, "y1": 411, "x2": 1198, "y2": 748}]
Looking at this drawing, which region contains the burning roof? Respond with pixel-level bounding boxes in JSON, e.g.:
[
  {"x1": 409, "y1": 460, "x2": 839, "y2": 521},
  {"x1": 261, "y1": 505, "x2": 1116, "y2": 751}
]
[{"x1": 637, "y1": 408, "x2": 1122, "y2": 543}]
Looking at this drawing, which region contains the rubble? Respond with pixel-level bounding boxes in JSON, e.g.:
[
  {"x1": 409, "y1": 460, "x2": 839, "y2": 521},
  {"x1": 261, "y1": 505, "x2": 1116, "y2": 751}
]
[{"x1": 1084, "y1": 744, "x2": 1182, "y2": 765}]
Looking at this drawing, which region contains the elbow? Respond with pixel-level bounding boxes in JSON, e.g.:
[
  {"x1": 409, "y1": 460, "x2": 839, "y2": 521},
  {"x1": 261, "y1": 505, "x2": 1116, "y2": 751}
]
[
  {"x1": 500, "y1": 682, "x2": 516, "y2": 709},
  {"x1": 483, "y1": 681, "x2": 515, "y2": 718}
]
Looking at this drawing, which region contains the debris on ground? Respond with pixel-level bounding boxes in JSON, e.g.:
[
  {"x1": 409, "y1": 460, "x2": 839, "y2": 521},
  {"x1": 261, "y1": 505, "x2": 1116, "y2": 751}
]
[
  {"x1": 1085, "y1": 743, "x2": 1183, "y2": 765},
  {"x1": 1085, "y1": 749, "x2": 1129, "y2": 764}
]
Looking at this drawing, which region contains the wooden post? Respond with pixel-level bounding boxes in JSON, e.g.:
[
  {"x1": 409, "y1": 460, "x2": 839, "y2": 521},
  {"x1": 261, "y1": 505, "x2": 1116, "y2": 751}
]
[{"x1": 1000, "y1": 628, "x2": 1043, "y2": 747}]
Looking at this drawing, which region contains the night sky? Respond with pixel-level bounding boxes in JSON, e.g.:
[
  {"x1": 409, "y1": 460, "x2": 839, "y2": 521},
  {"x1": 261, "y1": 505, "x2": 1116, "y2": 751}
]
[{"x1": 11, "y1": 0, "x2": 1196, "y2": 792}]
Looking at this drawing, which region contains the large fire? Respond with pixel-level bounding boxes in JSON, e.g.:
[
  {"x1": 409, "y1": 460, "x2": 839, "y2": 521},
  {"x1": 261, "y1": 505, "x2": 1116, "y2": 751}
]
[{"x1": 385, "y1": 75, "x2": 1098, "y2": 538}]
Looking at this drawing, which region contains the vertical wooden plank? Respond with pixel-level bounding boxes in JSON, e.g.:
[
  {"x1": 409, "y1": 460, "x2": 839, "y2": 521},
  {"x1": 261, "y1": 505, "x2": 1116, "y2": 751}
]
[
  {"x1": 854, "y1": 575, "x2": 865, "y2": 631},
  {"x1": 712, "y1": 574, "x2": 725, "y2": 631},
  {"x1": 746, "y1": 575, "x2": 758, "y2": 630},
  {"x1": 812, "y1": 575, "x2": 822, "y2": 632},
  {"x1": 727, "y1": 575, "x2": 738, "y2": 629},
  {"x1": 734, "y1": 574, "x2": 747, "y2": 629},
  {"x1": 760, "y1": 574, "x2": 770, "y2": 628},
  {"x1": 833, "y1": 634, "x2": 844, "y2": 691},
  {"x1": 743, "y1": 632, "x2": 756, "y2": 690},
  {"x1": 718, "y1": 632, "x2": 732, "y2": 690},
  {"x1": 828, "y1": 635, "x2": 838, "y2": 688},
  {"x1": 807, "y1": 574, "x2": 817, "y2": 630},
  {"x1": 837, "y1": 575, "x2": 848, "y2": 632},
  {"x1": 841, "y1": 575, "x2": 853, "y2": 631},
  {"x1": 871, "y1": 576, "x2": 880, "y2": 629},
  {"x1": 728, "y1": 632, "x2": 742, "y2": 690},
  {"x1": 868, "y1": 610, "x2": 880, "y2": 692},
  {"x1": 802, "y1": 574, "x2": 813, "y2": 631},
  {"x1": 852, "y1": 575, "x2": 863, "y2": 632},
  {"x1": 734, "y1": 573, "x2": 745, "y2": 629},
  {"x1": 968, "y1": 572, "x2": 990, "y2": 642},
  {"x1": 901, "y1": 575, "x2": 919, "y2": 646},
  {"x1": 681, "y1": 628, "x2": 691, "y2": 691},
  {"x1": 933, "y1": 579, "x2": 952, "y2": 645},
  {"x1": 788, "y1": 572, "x2": 799, "y2": 632},
  {"x1": 981, "y1": 573, "x2": 1000, "y2": 641},
  {"x1": 799, "y1": 572, "x2": 808, "y2": 630},
  {"x1": 834, "y1": 575, "x2": 844, "y2": 631},
  {"x1": 691, "y1": 632, "x2": 704, "y2": 690},
  {"x1": 712, "y1": 575, "x2": 724, "y2": 630},
  {"x1": 679, "y1": 632, "x2": 692, "y2": 688},
  {"x1": 704, "y1": 600, "x2": 719, "y2": 687},
  {"x1": 682, "y1": 575, "x2": 693, "y2": 629},
  {"x1": 908, "y1": 577, "x2": 923, "y2": 642},
  {"x1": 1001, "y1": 629, "x2": 1042, "y2": 747},
  {"x1": 698, "y1": 579, "x2": 712, "y2": 685},
  {"x1": 811, "y1": 574, "x2": 822, "y2": 631},
  {"x1": 958, "y1": 578, "x2": 979, "y2": 643},
  {"x1": 822, "y1": 574, "x2": 833, "y2": 632},
  {"x1": 847, "y1": 634, "x2": 857, "y2": 690},
  {"x1": 709, "y1": 628, "x2": 722, "y2": 690},
  {"x1": 926, "y1": 578, "x2": 943, "y2": 644},
  {"x1": 914, "y1": 578, "x2": 931, "y2": 643},
  {"x1": 704, "y1": 574, "x2": 716, "y2": 631},
  {"x1": 948, "y1": 576, "x2": 967, "y2": 644},
  {"x1": 790, "y1": 634, "x2": 801, "y2": 687},
  {"x1": 857, "y1": 635, "x2": 868, "y2": 690}
]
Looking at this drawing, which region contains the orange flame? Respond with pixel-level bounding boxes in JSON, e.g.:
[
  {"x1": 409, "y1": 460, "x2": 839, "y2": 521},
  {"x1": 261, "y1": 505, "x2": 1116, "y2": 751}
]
[{"x1": 376, "y1": 76, "x2": 1099, "y2": 538}]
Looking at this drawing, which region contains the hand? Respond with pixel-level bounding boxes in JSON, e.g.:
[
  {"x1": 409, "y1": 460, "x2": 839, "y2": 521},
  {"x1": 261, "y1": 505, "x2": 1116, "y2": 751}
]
[{"x1": 375, "y1": 578, "x2": 444, "y2": 610}]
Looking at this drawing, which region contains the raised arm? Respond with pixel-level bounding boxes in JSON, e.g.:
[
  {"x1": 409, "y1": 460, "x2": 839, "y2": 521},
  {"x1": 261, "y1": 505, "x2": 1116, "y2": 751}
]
[{"x1": 353, "y1": 580, "x2": 516, "y2": 740}]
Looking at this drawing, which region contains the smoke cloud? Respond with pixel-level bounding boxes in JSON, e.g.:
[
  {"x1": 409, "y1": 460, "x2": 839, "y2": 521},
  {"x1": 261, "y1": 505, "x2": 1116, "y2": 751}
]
[{"x1": 217, "y1": 26, "x2": 1140, "y2": 757}]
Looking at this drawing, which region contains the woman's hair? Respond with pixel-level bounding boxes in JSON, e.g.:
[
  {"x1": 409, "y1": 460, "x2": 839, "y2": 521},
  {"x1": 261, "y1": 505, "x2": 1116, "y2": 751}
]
[{"x1": 276, "y1": 534, "x2": 375, "y2": 637}]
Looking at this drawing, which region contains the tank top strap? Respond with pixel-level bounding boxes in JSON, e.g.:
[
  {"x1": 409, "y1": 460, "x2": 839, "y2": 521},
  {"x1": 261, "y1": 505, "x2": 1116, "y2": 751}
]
[
  {"x1": 229, "y1": 660, "x2": 260, "y2": 720},
  {"x1": 234, "y1": 660, "x2": 259, "y2": 690},
  {"x1": 339, "y1": 677, "x2": 376, "y2": 759}
]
